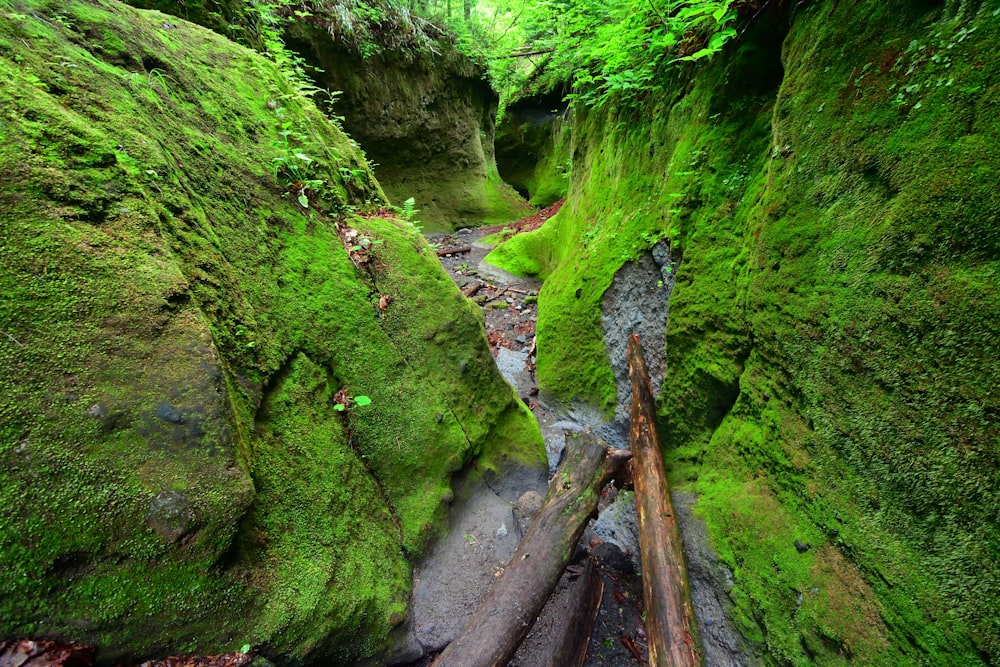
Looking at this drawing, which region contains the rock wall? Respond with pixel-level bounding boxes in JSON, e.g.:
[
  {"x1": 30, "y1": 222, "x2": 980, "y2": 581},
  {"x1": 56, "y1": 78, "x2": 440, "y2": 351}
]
[
  {"x1": 486, "y1": 1, "x2": 999, "y2": 663},
  {"x1": 285, "y1": 23, "x2": 530, "y2": 232},
  {"x1": 0, "y1": 2, "x2": 544, "y2": 664},
  {"x1": 494, "y1": 92, "x2": 571, "y2": 206}
]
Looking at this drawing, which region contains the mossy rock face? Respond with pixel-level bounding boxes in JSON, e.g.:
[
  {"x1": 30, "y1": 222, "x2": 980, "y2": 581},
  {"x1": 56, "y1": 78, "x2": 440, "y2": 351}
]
[
  {"x1": 489, "y1": 1, "x2": 999, "y2": 663},
  {"x1": 284, "y1": 22, "x2": 531, "y2": 232},
  {"x1": 123, "y1": 0, "x2": 247, "y2": 35},
  {"x1": 0, "y1": 1, "x2": 544, "y2": 664},
  {"x1": 495, "y1": 92, "x2": 571, "y2": 206}
]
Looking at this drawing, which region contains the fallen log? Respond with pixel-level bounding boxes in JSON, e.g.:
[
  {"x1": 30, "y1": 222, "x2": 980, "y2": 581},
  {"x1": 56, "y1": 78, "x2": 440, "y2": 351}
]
[
  {"x1": 548, "y1": 557, "x2": 604, "y2": 667},
  {"x1": 462, "y1": 283, "x2": 482, "y2": 298},
  {"x1": 437, "y1": 245, "x2": 472, "y2": 256},
  {"x1": 628, "y1": 333, "x2": 701, "y2": 666},
  {"x1": 432, "y1": 435, "x2": 631, "y2": 667}
]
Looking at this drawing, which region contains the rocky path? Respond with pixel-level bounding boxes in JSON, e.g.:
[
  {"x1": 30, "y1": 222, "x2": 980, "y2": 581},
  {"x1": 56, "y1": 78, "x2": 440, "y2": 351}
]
[
  {"x1": 428, "y1": 205, "x2": 753, "y2": 667},
  {"x1": 427, "y1": 209, "x2": 651, "y2": 667}
]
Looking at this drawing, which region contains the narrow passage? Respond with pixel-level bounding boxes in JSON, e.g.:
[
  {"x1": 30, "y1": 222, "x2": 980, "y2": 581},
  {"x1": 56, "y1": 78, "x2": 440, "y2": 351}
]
[{"x1": 428, "y1": 205, "x2": 651, "y2": 667}]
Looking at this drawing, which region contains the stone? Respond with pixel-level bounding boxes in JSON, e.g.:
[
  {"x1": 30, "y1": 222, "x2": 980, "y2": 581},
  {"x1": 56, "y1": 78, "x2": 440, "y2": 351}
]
[{"x1": 146, "y1": 490, "x2": 194, "y2": 541}]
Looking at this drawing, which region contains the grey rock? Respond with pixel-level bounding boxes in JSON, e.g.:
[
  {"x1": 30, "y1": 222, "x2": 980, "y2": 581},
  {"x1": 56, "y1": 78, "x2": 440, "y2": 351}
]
[
  {"x1": 600, "y1": 240, "x2": 677, "y2": 438},
  {"x1": 407, "y1": 465, "x2": 545, "y2": 653},
  {"x1": 592, "y1": 488, "x2": 641, "y2": 572},
  {"x1": 512, "y1": 490, "x2": 543, "y2": 538},
  {"x1": 495, "y1": 348, "x2": 533, "y2": 399},
  {"x1": 147, "y1": 490, "x2": 194, "y2": 541},
  {"x1": 673, "y1": 492, "x2": 759, "y2": 666},
  {"x1": 592, "y1": 541, "x2": 635, "y2": 575},
  {"x1": 155, "y1": 403, "x2": 185, "y2": 424}
]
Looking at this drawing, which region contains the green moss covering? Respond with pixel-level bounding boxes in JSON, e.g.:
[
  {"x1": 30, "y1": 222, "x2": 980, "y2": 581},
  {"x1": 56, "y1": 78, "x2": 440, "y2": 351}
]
[
  {"x1": 0, "y1": 1, "x2": 543, "y2": 663},
  {"x1": 284, "y1": 21, "x2": 532, "y2": 233},
  {"x1": 494, "y1": 95, "x2": 572, "y2": 206},
  {"x1": 487, "y1": 1, "x2": 999, "y2": 663},
  {"x1": 525, "y1": 117, "x2": 572, "y2": 207}
]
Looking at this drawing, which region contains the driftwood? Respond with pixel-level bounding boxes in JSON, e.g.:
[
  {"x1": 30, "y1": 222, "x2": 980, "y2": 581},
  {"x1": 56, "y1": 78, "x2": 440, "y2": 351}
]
[
  {"x1": 628, "y1": 334, "x2": 701, "y2": 666},
  {"x1": 548, "y1": 557, "x2": 604, "y2": 667},
  {"x1": 432, "y1": 435, "x2": 631, "y2": 667},
  {"x1": 437, "y1": 245, "x2": 472, "y2": 256}
]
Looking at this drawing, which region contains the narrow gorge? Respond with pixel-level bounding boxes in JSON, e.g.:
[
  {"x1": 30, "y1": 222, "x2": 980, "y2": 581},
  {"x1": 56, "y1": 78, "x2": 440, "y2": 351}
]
[{"x1": 0, "y1": 0, "x2": 997, "y2": 666}]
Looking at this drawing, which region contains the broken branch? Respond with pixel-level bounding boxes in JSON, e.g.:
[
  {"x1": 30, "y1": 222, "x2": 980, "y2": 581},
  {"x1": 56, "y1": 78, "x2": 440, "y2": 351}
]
[{"x1": 437, "y1": 245, "x2": 472, "y2": 256}]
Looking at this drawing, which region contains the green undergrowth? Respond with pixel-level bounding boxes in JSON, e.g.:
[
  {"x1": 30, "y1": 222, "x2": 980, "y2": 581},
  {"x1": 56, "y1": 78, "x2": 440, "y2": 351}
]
[
  {"x1": 488, "y1": 0, "x2": 999, "y2": 663},
  {"x1": 0, "y1": 1, "x2": 542, "y2": 663}
]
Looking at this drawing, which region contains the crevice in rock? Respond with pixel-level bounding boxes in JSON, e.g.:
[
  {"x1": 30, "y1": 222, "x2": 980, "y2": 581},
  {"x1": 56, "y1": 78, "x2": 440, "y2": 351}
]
[
  {"x1": 596, "y1": 245, "x2": 757, "y2": 666},
  {"x1": 597, "y1": 239, "x2": 678, "y2": 446}
]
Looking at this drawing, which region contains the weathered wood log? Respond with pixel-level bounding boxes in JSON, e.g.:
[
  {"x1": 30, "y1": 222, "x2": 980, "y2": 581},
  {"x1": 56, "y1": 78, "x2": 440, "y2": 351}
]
[
  {"x1": 547, "y1": 556, "x2": 604, "y2": 667},
  {"x1": 462, "y1": 283, "x2": 482, "y2": 298},
  {"x1": 628, "y1": 333, "x2": 702, "y2": 666},
  {"x1": 437, "y1": 245, "x2": 472, "y2": 256},
  {"x1": 432, "y1": 435, "x2": 631, "y2": 667}
]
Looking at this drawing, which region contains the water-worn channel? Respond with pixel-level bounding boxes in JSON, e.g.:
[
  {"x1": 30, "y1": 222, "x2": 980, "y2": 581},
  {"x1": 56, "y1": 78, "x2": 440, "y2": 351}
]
[{"x1": 398, "y1": 217, "x2": 756, "y2": 667}]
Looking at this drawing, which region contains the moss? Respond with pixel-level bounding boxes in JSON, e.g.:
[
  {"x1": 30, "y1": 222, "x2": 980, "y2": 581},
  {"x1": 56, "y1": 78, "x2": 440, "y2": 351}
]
[
  {"x1": 490, "y1": 1, "x2": 999, "y2": 663},
  {"x1": 494, "y1": 94, "x2": 572, "y2": 206},
  {"x1": 284, "y1": 21, "x2": 532, "y2": 233},
  {"x1": 0, "y1": 1, "x2": 543, "y2": 663}
]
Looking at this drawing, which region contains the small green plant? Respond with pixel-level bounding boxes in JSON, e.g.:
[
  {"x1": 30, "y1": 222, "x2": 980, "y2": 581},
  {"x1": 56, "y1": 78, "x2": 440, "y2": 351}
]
[
  {"x1": 350, "y1": 236, "x2": 383, "y2": 252},
  {"x1": 333, "y1": 395, "x2": 372, "y2": 412},
  {"x1": 269, "y1": 119, "x2": 326, "y2": 208},
  {"x1": 402, "y1": 196, "x2": 419, "y2": 221},
  {"x1": 125, "y1": 68, "x2": 172, "y2": 93}
]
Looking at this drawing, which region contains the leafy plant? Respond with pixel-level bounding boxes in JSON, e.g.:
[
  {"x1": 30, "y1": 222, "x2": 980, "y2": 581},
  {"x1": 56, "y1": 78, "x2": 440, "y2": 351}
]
[
  {"x1": 333, "y1": 394, "x2": 372, "y2": 411},
  {"x1": 401, "y1": 196, "x2": 419, "y2": 220},
  {"x1": 409, "y1": 0, "x2": 746, "y2": 109},
  {"x1": 269, "y1": 116, "x2": 326, "y2": 208}
]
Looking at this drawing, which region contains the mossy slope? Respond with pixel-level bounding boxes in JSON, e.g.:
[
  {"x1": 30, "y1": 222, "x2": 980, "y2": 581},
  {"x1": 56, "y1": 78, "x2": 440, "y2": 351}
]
[
  {"x1": 488, "y1": 1, "x2": 999, "y2": 663},
  {"x1": 0, "y1": 1, "x2": 543, "y2": 663}
]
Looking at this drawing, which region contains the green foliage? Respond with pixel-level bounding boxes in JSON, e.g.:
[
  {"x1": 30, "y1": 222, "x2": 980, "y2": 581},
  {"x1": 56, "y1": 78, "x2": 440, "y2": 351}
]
[
  {"x1": 421, "y1": 0, "x2": 743, "y2": 108},
  {"x1": 401, "y1": 196, "x2": 419, "y2": 220},
  {"x1": 293, "y1": 0, "x2": 453, "y2": 60},
  {"x1": 271, "y1": 120, "x2": 325, "y2": 207},
  {"x1": 333, "y1": 394, "x2": 372, "y2": 411}
]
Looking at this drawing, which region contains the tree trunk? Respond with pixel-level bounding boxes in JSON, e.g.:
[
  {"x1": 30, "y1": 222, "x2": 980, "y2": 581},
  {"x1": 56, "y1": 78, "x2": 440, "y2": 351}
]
[
  {"x1": 432, "y1": 435, "x2": 631, "y2": 667},
  {"x1": 628, "y1": 333, "x2": 702, "y2": 667},
  {"x1": 547, "y1": 556, "x2": 604, "y2": 667}
]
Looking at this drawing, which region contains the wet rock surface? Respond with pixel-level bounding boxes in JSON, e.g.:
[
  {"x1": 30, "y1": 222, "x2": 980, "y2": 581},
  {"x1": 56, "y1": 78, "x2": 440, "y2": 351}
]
[
  {"x1": 424, "y1": 220, "x2": 754, "y2": 666},
  {"x1": 424, "y1": 224, "x2": 650, "y2": 667},
  {"x1": 597, "y1": 241, "x2": 678, "y2": 445},
  {"x1": 674, "y1": 493, "x2": 757, "y2": 667}
]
